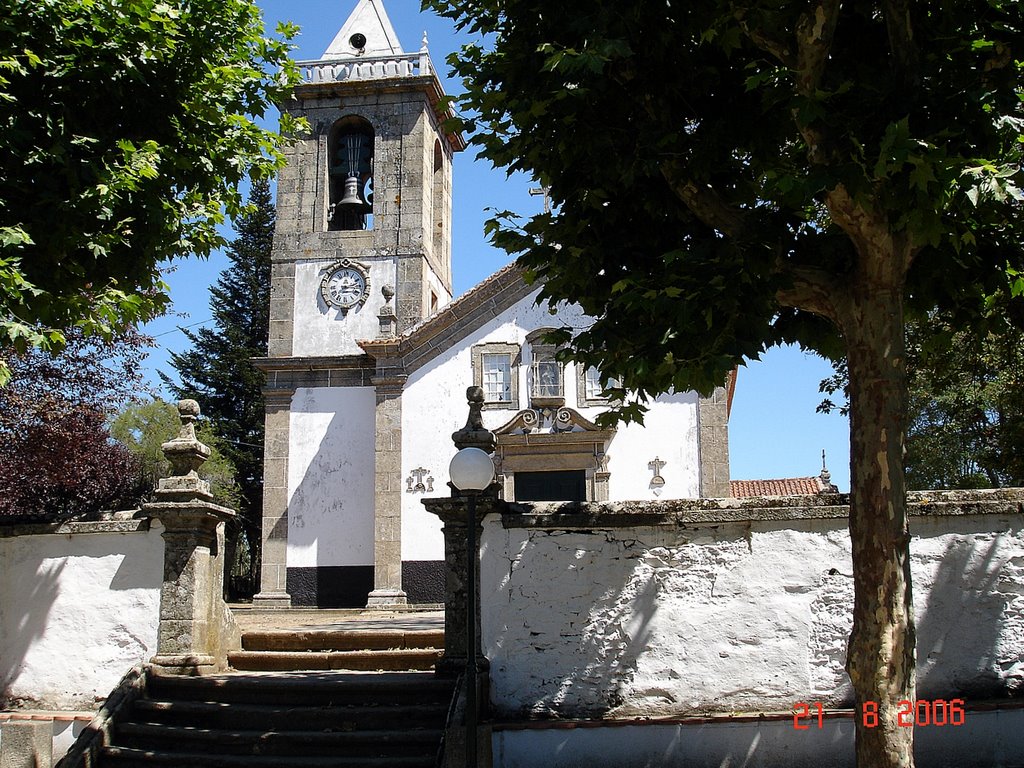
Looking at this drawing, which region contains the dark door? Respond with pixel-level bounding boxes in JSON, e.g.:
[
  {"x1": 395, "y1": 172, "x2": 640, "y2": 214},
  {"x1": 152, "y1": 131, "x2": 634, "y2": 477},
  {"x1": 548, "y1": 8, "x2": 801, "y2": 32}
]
[{"x1": 514, "y1": 470, "x2": 586, "y2": 502}]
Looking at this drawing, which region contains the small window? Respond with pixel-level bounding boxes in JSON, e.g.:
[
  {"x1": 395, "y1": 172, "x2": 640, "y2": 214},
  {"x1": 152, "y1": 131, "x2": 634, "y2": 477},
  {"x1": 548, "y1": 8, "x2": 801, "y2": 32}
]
[
  {"x1": 526, "y1": 328, "x2": 563, "y2": 407},
  {"x1": 472, "y1": 342, "x2": 520, "y2": 410},
  {"x1": 482, "y1": 353, "x2": 512, "y2": 403},
  {"x1": 578, "y1": 366, "x2": 621, "y2": 407},
  {"x1": 531, "y1": 350, "x2": 563, "y2": 399}
]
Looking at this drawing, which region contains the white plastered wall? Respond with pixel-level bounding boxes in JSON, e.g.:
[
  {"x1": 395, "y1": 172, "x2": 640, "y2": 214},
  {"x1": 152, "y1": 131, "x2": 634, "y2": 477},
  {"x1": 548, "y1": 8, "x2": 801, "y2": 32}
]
[
  {"x1": 0, "y1": 525, "x2": 163, "y2": 710},
  {"x1": 400, "y1": 292, "x2": 702, "y2": 561},
  {"x1": 287, "y1": 387, "x2": 376, "y2": 568},
  {"x1": 480, "y1": 512, "x2": 1024, "y2": 719},
  {"x1": 291, "y1": 258, "x2": 398, "y2": 357}
]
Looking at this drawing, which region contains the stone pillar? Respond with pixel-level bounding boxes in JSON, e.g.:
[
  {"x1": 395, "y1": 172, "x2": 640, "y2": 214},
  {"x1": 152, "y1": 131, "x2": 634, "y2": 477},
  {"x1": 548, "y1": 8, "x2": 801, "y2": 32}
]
[
  {"x1": 0, "y1": 721, "x2": 51, "y2": 768},
  {"x1": 422, "y1": 496, "x2": 501, "y2": 677},
  {"x1": 698, "y1": 385, "x2": 731, "y2": 498},
  {"x1": 367, "y1": 374, "x2": 408, "y2": 606},
  {"x1": 254, "y1": 390, "x2": 293, "y2": 607},
  {"x1": 142, "y1": 401, "x2": 237, "y2": 675}
]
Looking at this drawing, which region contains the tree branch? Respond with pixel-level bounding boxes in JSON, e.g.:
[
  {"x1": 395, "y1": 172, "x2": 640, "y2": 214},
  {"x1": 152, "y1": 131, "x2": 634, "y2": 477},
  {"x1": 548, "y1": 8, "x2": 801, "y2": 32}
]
[
  {"x1": 825, "y1": 183, "x2": 917, "y2": 281},
  {"x1": 794, "y1": 0, "x2": 842, "y2": 97},
  {"x1": 660, "y1": 165, "x2": 746, "y2": 239},
  {"x1": 883, "y1": 0, "x2": 919, "y2": 92}
]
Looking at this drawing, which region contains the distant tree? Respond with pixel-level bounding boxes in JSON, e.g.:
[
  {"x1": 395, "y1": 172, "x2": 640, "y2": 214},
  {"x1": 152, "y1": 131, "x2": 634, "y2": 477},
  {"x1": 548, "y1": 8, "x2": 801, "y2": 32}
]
[
  {"x1": 0, "y1": 0, "x2": 302, "y2": 383},
  {"x1": 428, "y1": 1, "x2": 1024, "y2": 765},
  {"x1": 0, "y1": 331, "x2": 150, "y2": 520},
  {"x1": 820, "y1": 312, "x2": 1024, "y2": 490},
  {"x1": 111, "y1": 397, "x2": 241, "y2": 509},
  {"x1": 162, "y1": 178, "x2": 273, "y2": 597}
]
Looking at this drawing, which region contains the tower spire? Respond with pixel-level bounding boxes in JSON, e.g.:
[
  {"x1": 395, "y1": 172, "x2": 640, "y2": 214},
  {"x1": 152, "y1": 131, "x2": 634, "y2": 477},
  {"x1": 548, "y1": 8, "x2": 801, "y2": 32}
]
[{"x1": 323, "y1": 0, "x2": 404, "y2": 60}]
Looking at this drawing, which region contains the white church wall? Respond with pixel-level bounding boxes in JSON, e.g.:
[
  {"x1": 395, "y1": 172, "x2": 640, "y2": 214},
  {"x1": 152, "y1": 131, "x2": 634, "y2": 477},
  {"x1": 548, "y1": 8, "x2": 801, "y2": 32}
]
[
  {"x1": 479, "y1": 506, "x2": 1024, "y2": 720},
  {"x1": 291, "y1": 257, "x2": 396, "y2": 358},
  {"x1": 401, "y1": 291, "x2": 592, "y2": 561},
  {"x1": 287, "y1": 386, "x2": 376, "y2": 568},
  {"x1": 0, "y1": 522, "x2": 162, "y2": 710},
  {"x1": 604, "y1": 393, "x2": 700, "y2": 500}
]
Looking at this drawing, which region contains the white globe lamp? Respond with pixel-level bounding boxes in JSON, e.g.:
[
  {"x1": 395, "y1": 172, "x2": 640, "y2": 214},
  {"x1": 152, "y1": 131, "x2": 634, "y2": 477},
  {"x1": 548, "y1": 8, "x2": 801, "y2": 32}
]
[{"x1": 449, "y1": 447, "x2": 495, "y2": 491}]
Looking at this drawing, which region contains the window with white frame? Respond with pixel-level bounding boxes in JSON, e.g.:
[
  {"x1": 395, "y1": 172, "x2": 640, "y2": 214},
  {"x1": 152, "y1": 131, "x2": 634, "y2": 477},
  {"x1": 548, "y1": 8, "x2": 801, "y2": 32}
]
[
  {"x1": 482, "y1": 353, "x2": 512, "y2": 403},
  {"x1": 471, "y1": 342, "x2": 520, "y2": 410},
  {"x1": 578, "y1": 365, "x2": 621, "y2": 407}
]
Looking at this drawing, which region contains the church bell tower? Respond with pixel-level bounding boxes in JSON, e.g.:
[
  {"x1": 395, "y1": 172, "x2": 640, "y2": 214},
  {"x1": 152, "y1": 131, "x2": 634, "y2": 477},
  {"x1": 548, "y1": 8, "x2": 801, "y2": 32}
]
[
  {"x1": 254, "y1": 0, "x2": 464, "y2": 608},
  {"x1": 267, "y1": 0, "x2": 463, "y2": 360}
]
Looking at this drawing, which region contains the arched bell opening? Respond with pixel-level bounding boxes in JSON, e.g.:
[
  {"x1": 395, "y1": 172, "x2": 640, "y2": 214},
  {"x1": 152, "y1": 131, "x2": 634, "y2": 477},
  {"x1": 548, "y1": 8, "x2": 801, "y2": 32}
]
[{"x1": 328, "y1": 116, "x2": 375, "y2": 231}]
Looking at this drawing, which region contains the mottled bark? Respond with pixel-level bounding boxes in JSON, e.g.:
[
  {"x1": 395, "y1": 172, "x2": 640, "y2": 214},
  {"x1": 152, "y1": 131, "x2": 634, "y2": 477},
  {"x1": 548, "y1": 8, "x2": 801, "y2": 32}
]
[{"x1": 840, "y1": 285, "x2": 916, "y2": 768}]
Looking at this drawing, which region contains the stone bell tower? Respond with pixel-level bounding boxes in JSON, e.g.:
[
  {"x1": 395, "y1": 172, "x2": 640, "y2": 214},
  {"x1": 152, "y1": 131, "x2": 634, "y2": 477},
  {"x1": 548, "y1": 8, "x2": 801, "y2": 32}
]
[
  {"x1": 267, "y1": 0, "x2": 464, "y2": 361},
  {"x1": 254, "y1": 0, "x2": 464, "y2": 607}
]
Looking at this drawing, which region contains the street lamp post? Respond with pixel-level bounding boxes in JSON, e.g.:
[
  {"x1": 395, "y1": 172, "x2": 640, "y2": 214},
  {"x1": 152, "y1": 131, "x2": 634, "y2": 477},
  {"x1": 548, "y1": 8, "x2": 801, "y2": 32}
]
[{"x1": 448, "y1": 446, "x2": 495, "y2": 768}]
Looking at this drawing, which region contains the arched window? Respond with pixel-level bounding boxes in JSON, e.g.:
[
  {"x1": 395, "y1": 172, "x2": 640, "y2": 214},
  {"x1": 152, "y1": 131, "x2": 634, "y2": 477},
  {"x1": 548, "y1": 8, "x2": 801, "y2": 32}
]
[{"x1": 328, "y1": 117, "x2": 374, "y2": 231}]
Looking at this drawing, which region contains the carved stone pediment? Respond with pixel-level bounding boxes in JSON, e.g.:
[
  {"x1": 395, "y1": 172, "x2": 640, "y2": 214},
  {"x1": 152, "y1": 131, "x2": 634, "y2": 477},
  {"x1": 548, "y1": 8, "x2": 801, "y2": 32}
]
[{"x1": 494, "y1": 406, "x2": 603, "y2": 436}]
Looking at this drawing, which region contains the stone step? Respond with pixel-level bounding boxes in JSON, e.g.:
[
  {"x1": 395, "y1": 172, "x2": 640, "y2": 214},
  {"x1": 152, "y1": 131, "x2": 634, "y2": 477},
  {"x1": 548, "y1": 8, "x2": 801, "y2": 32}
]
[
  {"x1": 227, "y1": 648, "x2": 443, "y2": 672},
  {"x1": 147, "y1": 671, "x2": 452, "y2": 706},
  {"x1": 100, "y1": 746, "x2": 437, "y2": 768},
  {"x1": 113, "y1": 723, "x2": 444, "y2": 758},
  {"x1": 130, "y1": 698, "x2": 449, "y2": 732},
  {"x1": 241, "y1": 628, "x2": 444, "y2": 652}
]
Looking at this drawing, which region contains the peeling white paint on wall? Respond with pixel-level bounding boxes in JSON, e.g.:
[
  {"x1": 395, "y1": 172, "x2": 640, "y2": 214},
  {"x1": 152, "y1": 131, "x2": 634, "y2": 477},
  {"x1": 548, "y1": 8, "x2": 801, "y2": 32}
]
[
  {"x1": 288, "y1": 387, "x2": 376, "y2": 568},
  {"x1": 480, "y1": 513, "x2": 1024, "y2": 719},
  {"x1": 0, "y1": 526, "x2": 162, "y2": 710}
]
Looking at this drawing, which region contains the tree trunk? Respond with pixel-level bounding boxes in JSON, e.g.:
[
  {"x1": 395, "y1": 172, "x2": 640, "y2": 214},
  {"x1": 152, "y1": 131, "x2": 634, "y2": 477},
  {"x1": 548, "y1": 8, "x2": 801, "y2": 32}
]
[{"x1": 841, "y1": 285, "x2": 916, "y2": 768}]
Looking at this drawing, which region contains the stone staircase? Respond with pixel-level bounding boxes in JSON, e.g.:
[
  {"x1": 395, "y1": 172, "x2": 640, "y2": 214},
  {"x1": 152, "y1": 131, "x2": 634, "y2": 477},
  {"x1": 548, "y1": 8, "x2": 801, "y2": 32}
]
[
  {"x1": 229, "y1": 625, "x2": 444, "y2": 672},
  {"x1": 95, "y1": 621, "x2": 454, "y2": 767}
]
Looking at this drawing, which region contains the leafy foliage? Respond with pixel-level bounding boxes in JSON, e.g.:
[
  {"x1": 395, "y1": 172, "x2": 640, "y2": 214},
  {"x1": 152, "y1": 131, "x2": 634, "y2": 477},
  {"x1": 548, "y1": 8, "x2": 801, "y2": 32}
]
[
  {"x1": 430, "y1": 0, "x2": 1023, "y2": 407},
  {"x1": 821, "y1": 312, "x2": 1024, "y2": 490},
  {"x1": 0, "y1": 331, "x2": 150, "y2": 520},
  {"x1": 0, "y1": 0, "x2": 302, "y2": 381},
  {"x1": 162, "y1": 178, "x2": 273, "y2": 595}
]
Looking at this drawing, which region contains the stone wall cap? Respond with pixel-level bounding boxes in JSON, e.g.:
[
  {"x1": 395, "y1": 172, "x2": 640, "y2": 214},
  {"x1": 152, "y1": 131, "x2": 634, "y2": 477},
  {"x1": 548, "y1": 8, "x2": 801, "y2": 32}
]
[
  {"x1": 422, "y1": 488, "x2": 1024, "y2": 529},
  {"x1": 0, "y1": 516, "x2": 152, "y2": 538}
]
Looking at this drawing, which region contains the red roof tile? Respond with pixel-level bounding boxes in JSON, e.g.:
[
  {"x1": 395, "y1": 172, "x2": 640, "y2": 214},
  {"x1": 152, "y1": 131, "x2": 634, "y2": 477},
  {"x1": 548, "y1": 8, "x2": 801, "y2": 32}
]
[{"x1": 730, "y1": 477, "x2": 829, "y2": 498}]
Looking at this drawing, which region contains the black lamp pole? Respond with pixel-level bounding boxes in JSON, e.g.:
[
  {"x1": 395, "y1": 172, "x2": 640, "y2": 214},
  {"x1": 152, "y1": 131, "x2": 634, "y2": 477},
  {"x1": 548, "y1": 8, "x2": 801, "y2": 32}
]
[{"x1": 466, "y1": 490, "x2": 478, "y2": 767}]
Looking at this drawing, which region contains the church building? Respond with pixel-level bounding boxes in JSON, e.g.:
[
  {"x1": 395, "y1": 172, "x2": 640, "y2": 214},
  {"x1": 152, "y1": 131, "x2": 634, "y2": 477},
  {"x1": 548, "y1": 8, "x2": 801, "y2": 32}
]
[{"x1": 253, "y1": 0, "x2": 732, "y2": 609}]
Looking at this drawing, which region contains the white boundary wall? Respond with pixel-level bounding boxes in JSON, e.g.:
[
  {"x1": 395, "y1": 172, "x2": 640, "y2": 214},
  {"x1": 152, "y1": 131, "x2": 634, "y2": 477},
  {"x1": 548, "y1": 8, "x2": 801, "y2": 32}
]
[
  {"x1": 0, "y1": 519, "x2": 162, "y2": 710},
  {"x1": 480, "y1": 498, "x2": 1024, "y2": 720}
]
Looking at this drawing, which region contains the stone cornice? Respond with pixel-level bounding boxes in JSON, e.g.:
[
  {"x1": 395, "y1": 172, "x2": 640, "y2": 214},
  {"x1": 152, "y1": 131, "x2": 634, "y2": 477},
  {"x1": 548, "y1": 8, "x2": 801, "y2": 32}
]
[
  {"x1": 358, "y1": 263, "x2": 536, "y2": 376},
  {"x1": 422, "y1": 488, "x2": 1024, "y2": 530}
]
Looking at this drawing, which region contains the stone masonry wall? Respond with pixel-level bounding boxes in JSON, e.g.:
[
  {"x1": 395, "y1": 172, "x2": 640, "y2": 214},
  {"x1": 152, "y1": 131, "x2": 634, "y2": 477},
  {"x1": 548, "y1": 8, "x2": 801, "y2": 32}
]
[{"x1": 479, "y1": 491, "x2": 1024, "y2": 719}]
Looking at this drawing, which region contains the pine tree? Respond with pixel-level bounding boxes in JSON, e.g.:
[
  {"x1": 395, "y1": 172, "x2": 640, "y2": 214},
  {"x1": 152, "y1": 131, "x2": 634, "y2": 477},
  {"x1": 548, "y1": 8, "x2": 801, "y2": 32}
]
[{"x1": 164, "y1": 179, "x2": 273, "y2": 597}]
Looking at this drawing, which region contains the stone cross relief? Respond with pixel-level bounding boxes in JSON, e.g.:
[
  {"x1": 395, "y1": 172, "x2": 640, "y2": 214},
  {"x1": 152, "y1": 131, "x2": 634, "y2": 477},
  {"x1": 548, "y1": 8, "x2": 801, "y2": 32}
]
[
  {"x1": 649, "y1": 456, "x2": 667, "y2": 496},
  {"x1": 406, "y1": 467, "x2": 434, "y2": 494}
]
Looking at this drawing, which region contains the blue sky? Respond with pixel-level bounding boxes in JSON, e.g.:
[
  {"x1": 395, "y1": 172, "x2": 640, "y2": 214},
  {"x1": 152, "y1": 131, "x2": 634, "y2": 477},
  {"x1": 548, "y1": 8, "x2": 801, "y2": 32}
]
[{"x1": 144, "y1": 0, "x2": 851, "y2": 491}]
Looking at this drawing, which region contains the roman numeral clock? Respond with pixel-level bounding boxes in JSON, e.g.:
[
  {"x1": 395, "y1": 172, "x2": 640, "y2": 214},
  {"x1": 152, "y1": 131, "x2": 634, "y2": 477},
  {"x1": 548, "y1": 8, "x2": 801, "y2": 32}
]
[{"x1": 320, "y1": 258, "x2": 371, "y2": 315}]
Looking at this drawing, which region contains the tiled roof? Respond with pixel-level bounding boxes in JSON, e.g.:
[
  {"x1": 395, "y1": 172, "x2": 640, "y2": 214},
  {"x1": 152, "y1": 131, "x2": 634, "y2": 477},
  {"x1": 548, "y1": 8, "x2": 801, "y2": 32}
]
[{"x1": 730, "y1": 477, "x2": 829, "y2": 498}]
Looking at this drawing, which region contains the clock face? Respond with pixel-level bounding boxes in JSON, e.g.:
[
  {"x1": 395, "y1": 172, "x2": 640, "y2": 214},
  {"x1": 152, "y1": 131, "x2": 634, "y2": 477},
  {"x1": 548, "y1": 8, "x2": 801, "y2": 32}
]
[{"x1": 322, "y1": 265, "x2": 368, "y2": 310}]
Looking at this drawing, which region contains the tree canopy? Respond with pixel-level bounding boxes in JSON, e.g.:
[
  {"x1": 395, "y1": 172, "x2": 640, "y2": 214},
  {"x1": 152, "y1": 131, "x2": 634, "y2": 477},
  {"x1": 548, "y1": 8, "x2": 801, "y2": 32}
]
[
  {"x1": 0, "y1": 0, "x2": 301, "y2": 381},
  {"x1": 0, "y1": 331, "x2": 150, "y2": 520},
  {"x1": 428, "y1": 1, "x2": 1024, "y2": 765}
]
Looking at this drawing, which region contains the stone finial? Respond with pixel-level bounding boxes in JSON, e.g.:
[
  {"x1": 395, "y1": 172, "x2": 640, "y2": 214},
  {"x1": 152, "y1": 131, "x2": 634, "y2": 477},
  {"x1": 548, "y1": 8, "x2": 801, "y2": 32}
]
[
  {"x1": 421, "y1": 31, "x2": 429, "y2": 52},
  {"x1": 452, "y1": 386, "x2": 496, "y2": 453},
  {"x1": 162, "y1": 400, "x2": 212, "y2": 477},
  {"x1": 378, "y1": 284, "x2": 398, "y2": 338},
  {"x1": 153, "y1": 400, "x2": 213, "y2": 502}
]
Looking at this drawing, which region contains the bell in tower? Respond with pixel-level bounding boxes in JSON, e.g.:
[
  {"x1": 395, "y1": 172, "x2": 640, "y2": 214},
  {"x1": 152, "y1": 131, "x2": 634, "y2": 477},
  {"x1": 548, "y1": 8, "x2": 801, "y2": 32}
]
[{"x1": 330, "y1": 120, "x2": 374, "y2": 231}]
